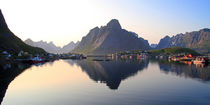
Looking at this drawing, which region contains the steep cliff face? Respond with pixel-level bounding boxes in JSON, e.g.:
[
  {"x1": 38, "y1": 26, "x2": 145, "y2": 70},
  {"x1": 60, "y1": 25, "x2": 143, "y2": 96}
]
[
  {"x1": 0, "y1": 10, "x2": 45, "y2": 54},
  {"x1": 73, "y1": 19, "x2": 150, "y2": 54},
  {"x1": 157, "y1": 28, "x2": 210, "y2": 54},
  {"x1": 0, "y1": 10, "x2": 8, "y2": 31},
  {"x1": 59, "y1": 41, "x2": 79, "y2": 53},
  {"x1": 156, "y1": 36, "x2": 171, "y2": 49}
]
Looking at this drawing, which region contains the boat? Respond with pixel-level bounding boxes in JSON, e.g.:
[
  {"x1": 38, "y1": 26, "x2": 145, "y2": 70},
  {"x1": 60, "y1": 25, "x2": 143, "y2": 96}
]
[
  {"x1": 30, "y1": 56, "x2": 45, "y2": 64},
  {"x1": 193, "y1": 57, "x2": 209, "y2": 64},
  {"x1": 169, "y1": 54, "x2": 195, "y2": 62}
]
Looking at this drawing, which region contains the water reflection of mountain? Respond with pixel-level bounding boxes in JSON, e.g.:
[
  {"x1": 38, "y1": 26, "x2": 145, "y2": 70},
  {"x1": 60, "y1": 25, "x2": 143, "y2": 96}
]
[
  {"x1": 68, "y1": 59, "x2": 149, "y2": 90},
  {"x1": 157, "y1": 60, "x2": 210, "y2": 82},
  {"x1": 0, "y1": 63, "x2": 31, "y2": 104}
]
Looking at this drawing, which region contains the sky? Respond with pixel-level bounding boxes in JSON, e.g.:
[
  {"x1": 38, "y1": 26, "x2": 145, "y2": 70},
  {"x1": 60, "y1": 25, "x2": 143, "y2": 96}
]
[{"x1": 0, "y1": 0, "x2": 210, "y2": 47}]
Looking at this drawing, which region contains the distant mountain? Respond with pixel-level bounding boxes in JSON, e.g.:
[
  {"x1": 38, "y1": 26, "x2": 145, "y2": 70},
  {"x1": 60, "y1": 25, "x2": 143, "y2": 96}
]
[
  {"x1": 0, "y1": 9, "x2": 45, "y2": 54},
  {"x1": 25, "y1": 39, "x2": 61, "y2": 54},
  {"x1": 150, "y1": 44, "x2": 157, "y2": 49},
  {"x1": 156, "y1": 29, "x2": 210, "y2": 54},
  {"x1": 156, "y1": 36, "x2": 171, "y2": 49},
  {"x1": 59, "y1": 41, "x2": 80, "y2": 54},
  {"x1": 72, "y1": 19, "x2": 150, "y2": 54},
  {"x1": 24, "y1": 39, "x2": 79, "y2": 54}
]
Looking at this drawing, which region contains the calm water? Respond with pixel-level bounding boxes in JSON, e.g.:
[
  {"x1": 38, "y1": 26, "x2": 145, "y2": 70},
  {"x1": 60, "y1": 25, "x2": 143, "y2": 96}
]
[{"x1": 1, "y1": 59, "x2": 210, "y2": 105}]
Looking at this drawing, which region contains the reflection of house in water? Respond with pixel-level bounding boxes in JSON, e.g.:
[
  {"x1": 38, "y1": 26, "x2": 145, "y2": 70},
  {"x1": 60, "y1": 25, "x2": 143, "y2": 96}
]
[
  {"x1": 72, "y1": 59, "x2": 149, "y2": 90},
  {"x1": 0, "y1": 63, "x2": 31, "y2": 104},
  {"x1": 158, "y1": 60, "x2": 210, "y2": 82}
]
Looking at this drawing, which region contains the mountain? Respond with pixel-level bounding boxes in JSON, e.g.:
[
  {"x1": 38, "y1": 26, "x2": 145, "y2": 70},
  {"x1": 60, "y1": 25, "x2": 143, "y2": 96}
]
[
  {"x1": 156, "y1": 28, "x2": 210, "y2": 54},
  {"x1": 156, "y1": 36, "x2": 171, "y2": 49},
  {"x1": 150, "y1": 44, "x2": 157, "y2": 49},
  {"x1": 0, "y1": 9, "x2": 45, "y2": 54},
  {"x1": 72, "y1": 19, "x2": 150, "y2": 54},
  {"x1": 24, "y1": 39, "x2": 79, "y2": 54},
  {"x1": 59, "y1": 41, "x2": 80, "y2": 53},
  {"x1": 25, "y1": 39, "x2": 61, "y2": 54}
]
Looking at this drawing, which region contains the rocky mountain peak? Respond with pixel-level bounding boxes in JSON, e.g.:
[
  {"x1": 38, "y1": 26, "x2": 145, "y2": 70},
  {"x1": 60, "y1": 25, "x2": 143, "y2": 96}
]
[
  {"x1": 69, "y1": 41, "x2": 74, "y2": 45},
  {"x1": 24, "y1": 39, "x2": 79, "y2": 54},
  {"x1": 200, "y1": 28, "x2": 210, "y2": 32},
  {"x1": 0, "y1": 9, "x2": 46, "y2": 54},
  {"x1": 92, "y1": 26, "x2": 99, "y2": 30},
  {"x1": 163, "y1": 35, "x2": 171, "y2": 39},
  {"x1": 49, "y1": 41, "x2": 54, "y2": 45},
  {"x1": 106, "y1": 19, "x2": 121, "y2": 29},
  {"x1": 156, "y1": 28, "x2": 210, "y2": 54},
  {"x1": 24, "y1": 38, "x2": 34, "y2": 44},
  {"x1": 156, "y1": 35, "x2": 171, "y2": 49},
  {"x1": 72, "y1": 19, "x2": 150, "y2": 54},
  {"x1": 25, "y1": 38, "x2": 33, "y2": 42},
  {"x1": 0, "y1": 9, "x2": 8, "y2": 30}
]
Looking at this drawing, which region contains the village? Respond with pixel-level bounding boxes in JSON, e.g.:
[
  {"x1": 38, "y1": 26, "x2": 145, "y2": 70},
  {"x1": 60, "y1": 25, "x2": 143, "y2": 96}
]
[
  {"x1": 111, "y1": 50, "x2": 210, "y2": 66},
  {"x1": 0, "y1": 50, "x2": 88, "y2": 64},
  {"x1": 1, "y1": 49, "x2": 210, "y2": 69}
]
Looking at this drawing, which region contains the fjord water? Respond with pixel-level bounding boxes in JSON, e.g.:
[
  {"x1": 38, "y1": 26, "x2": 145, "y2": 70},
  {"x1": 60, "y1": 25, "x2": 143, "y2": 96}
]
[{"x1": 1, "y1": 59, "x2": 210, "y2": 105}]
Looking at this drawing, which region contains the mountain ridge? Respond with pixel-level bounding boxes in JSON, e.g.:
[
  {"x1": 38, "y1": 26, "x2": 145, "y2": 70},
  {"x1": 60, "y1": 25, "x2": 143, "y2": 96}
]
[
  {"x1": 156, "y1": 28, "x2": 210, "y2": 54},
  {"x1": 0, "y1": 9, "x2": 46, "y2": 54},
  {"x1": 72, "y1": 19, "x2": 150, "y2": 54},
  {"x1": 24, "y1": 39, "x2": 79, "y2": 54}
]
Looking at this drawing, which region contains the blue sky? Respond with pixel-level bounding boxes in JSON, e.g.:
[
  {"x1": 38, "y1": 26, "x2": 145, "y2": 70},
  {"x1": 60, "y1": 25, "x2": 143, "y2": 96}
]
[{"x1": 0, "y1": 0, "x2": 209, "y2": 46}]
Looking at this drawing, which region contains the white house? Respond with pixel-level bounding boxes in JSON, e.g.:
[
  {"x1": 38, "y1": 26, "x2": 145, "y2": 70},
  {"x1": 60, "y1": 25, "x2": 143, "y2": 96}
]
[{"x1": 18, "y1": 51, "x2": 24, "y2": 56}]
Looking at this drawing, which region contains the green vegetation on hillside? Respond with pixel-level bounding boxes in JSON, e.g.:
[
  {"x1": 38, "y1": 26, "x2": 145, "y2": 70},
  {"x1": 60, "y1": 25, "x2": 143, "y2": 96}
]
[
  {"x1": 0, "y1": 10, "x2": 46, "y2": 55},
  {"x1": 0, "y1": 30, "x2": 46, "y2": 55},
  {"x1": 148, "y1": 47, "x2": 201, "y2": 56}
]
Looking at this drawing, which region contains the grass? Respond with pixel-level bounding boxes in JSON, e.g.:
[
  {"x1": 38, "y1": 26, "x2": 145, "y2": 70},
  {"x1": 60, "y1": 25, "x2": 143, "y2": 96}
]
[{"x1": 148, "y1": 47, "x2": 201, "y2": 56}]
